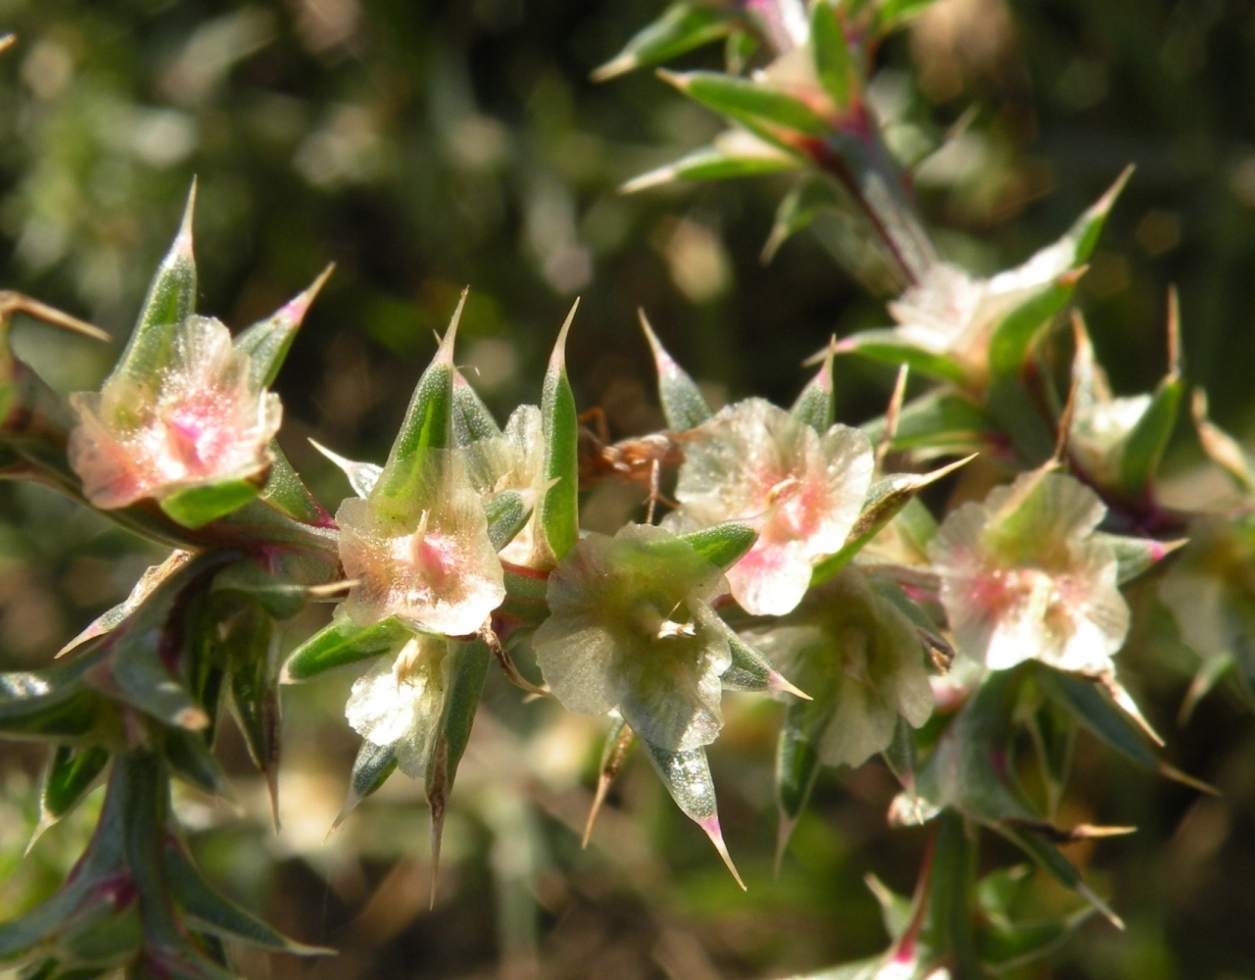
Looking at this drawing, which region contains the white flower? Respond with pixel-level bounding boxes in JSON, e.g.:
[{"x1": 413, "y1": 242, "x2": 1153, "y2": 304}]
[{"x1": 664, "y1": 398, "x2": 873, "y2": 616}]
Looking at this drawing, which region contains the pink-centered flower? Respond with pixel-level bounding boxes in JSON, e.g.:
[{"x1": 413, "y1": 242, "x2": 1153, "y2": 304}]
[
  {"x1": 664, "y1": 398, "x2": 873, "y2": 617},
  {"x1": 928, "y1": 470, "x2": 1129, "y2": 674},
  {"x1": 68, "y1": 315, "x2": 280, "y2": 509},
  {"x1": 337, "y1": 451, "x2": 505, "y2": 637}
]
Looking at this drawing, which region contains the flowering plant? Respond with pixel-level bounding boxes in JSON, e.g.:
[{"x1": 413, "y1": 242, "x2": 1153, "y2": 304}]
[{"x1": 0, "y1": 1, "x2": 1243, "y2": 977}]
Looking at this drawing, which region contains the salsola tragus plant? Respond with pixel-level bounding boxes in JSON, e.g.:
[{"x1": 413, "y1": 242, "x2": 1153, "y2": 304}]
[{"x1": 0, "y1": 1, "x2": 1245, "y2": 976}]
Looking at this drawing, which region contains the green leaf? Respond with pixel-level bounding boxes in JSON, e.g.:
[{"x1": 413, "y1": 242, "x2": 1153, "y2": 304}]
[
  {"x1": 675, "y1": 521, "x2": 756, "y2": 571},
  {"x1": 592, "y1": 3, "x2": 732, "y2": 81},
  {"x1": 41, "y1": 744, "x2": 110, "y2": 823},
  {"x1": 720, "y1": 630, "x2": 793, "y2": 693},
  {"x1": 538, "y1": 303, "x2": 581, "y2": 563},
  {"x1": 622, "y1": 139, "x2": 799, "y2": 193},
  {"x1": 862, "y1": 389, "x2": 998, "y2": 454},
  {"x1": 1033, "y1": 667, "x2": 1158, "y2": 771},
  {"x1": 660, "y1": 70, "x2": 829, "y2": 146},
  {"x1": 641, "y1": 739, "x2": 745, "y2": 888},
  {"x1": 334, "y1": 740, "x2": 399, "y2": 828},
  {"x1": 993, "y1": 823, "x2": 1121, "y2": 927},
  {"x1": 376, "y1": 292, "x2": 462, "y2": 500},
  {"x1": 164, "y1": 728, "x2": 230, "y2": 797},
  {"x1": 118, "y1": 183, "x2": 198, "y2": 382},
  {"x1": 762, "y1": 175, "x2": 843, "y2": 262},
  {"x1": 499, "y1": 565, "x2": 551, "y2": 626},
  {"x1": 875, "y1": 0, "x2": 941, "y2": 32},
  {"x1": 259, "y1": 441, "x2": 330, "y2": 525},
  {"x1": 811, "y1": 0, "x2": 855, "y2": 109},
  {"x1": 233, "y1": 265, "x2": 333, "y2": 391},
  {"x1": 792, "y1": 342, "x2": 836, "y2": 433},
  {"x1": 165, "y1": 844, "x2": 330, "y2": 955},
  {"x1": 1117, "y1": 372, "x2": 1183, "y2": 499},
  {"x1": 776, "y1": 710, "x2": 823, "y2": 826},
  {"x1": 452, "y1": 370, "x2": 503, "y2": 445},
  {"x1": 835, "y1": 328, "x2": 967, "y2": 383},
  {"x1": 484, "y1": 490, "x2": 530, "y2": 552},
  {"x1": 212, "y1": 562, "x2": 306, "y2": 620},
  {"x1": 639, "y1": 312, "x2": 713, "y2": 430},
  {"x1": 1092, "y1": 531, "x2": 1183, "y2": 586},
  {"x1": 160, "y1": 478, "x2": 263, "y2": 530},
  {"x1": 280, "y1": 615, "x2": 409, "y2": 683},
  {"x1": 0, "y1": 653, "x2": 108, "y2": 740},
  {"x1": 811, "y1": 455, "x2": 973, "y2": 585}
]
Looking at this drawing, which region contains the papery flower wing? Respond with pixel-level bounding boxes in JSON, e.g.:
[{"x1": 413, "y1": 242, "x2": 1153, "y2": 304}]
[
  {"x1": 345, "y1": 638, "x2": 447, "y2": 779},
  {"x1": 337, "y1": 452, "x2": 505, "y2": 637}
]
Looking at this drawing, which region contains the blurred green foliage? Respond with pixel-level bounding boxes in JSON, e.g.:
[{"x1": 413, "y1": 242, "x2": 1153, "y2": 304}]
[{"x1": 3, "y1": 0, "x2": 1255, "y2": 977}]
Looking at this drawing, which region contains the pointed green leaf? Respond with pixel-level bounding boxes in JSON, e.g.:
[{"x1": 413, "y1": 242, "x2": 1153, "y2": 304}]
[
  {"x1": 812, "y1": 455, "x2": 973, "y2": 584},
  {"x1": 212, "y1": 562, "x2": 306, "y2": 620},
  {"x1": 792, "y1": 343, "x2": 836, "y2": 433},
  {"x1": 280, "y1": 615, "x2": 409, "y2": 683},
  {"x1": 337, "y1": 739, "x2": 399, "y2": 824},
  {"x1": 164, "y1": 728, "x2": 229, "y2": 797},
  {"x1": 452, "y1": 370, "x2": 503, "y2": 445},
  {"x1": 835, "y1": 328, "x2": 967, "y2": 383},
  {"x1": 811, "y1": 0, "x2": 855, "y2": 109},
  {"x1": 660, "y1": 69, "x2": 829, "y2": 147},
  {"x1": 437, "y1": 640, "x2": 490, "y2": 789},
  {"x1": 641, "y1": 739, "x2": 744, "y2": 887},
  {"x1": 539, "y1": 304, "x2": 581, "y2": 563},
  {"x1": 1117, "y1": 373, "x2": 1183, "y2": 499},
  {"x1": 993, "y1": 823, "x2": 1121, "y2": 926},
  {"x1": 165, "y1": 844, "x2": 330, "y2": 955},
  {"x1": 233, "y1": 265, "x2": 333, "y2": 391},
  {"x1": 675, "y1": 521, "x2": 756, "y2": 571},
  {"x1": 484, "y1": 490, "x2": 530, "y2": 553},
  {"x1": 260, "y1": 441, "x2": 330, "y2": 525},
  {"x1": 41, "y1": 744, "x2": 110, "y2": 823},
  {"x1": 622, "y1": 139, "x2": 799, "y2": 193},
  {"x1": 0, "y1": 653, "x2": 108, "y2": 740},
  {"x1": 776, "y1": 712, "x2": 823, "y2": 824},
  {"x1": 1093, "y1": 531, "x2": 1183, "y2": 586},
  {"x1": 160, "y1": 478, "x2": 263, "y2": 530},
  {"x1": 593, "y1": 3, "x2": 732, "y2": 81},
  {"x1": 876, "y1": 0, "x2": 942, "y2": 32},
  {"x1": 861, "y1": 389, "x2": 997, "y2": 454},
  {"x1": 310, "y1": 439, "x2": 382, "y2": 499},
  {"x1": 119, "y1": 183, "x2": 198, "y2": 381},
  {"x1": 1033, "y1": 667, "x2": 1158, "y2": 771},
  {"x1": 376, "y1": 293, "x2": 463, "y2": 499},
  {"x1": 223, "y1": 603, "x2": 281, "y2": 796},
  {"x1": 639, "y1": 312, "x2": 712, "y2": 430},
  {"x1": 762, "y1": 175, "x2": 843, "y2": 262}
]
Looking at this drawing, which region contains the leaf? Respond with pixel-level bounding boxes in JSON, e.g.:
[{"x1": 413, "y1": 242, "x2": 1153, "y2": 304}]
[
  {"x1": 622, "y1": 138, "x2": 800, "y2": 193},
  {"x1": 1117, "y1": 371, "x2": 1183, "y2": 499},
  {"x1": 280, "y1": 614, "x2": 409, "y2": 683},
  {"x1": 1033, "y1": 667, "x2": 1158, "y2": 771},
  {"x1": 659, "y1": 70, "x2": 829, "y2": 147},
  {"x1": 538, "y1": 302, "x2": 581, "y2": 564},
  {"x1": 875, "y1": 0, "x2": 942, "y2": 32},
  {"x1": 583, "y1": 718, "x2": 636, "y2": 846},
  {"x1": 592, "y1": 3, "x2": 732, "y2": 81},
  {"x1": 674, "y1": 521, "x2": 756, "y2": 571},
  {"x1": 639, "y1": 311, "x2": 713, "y2": 431},
  {"x1": 333, "y1": 740, "x2": 399, "y2": 829},
  {"x1": 376, "y1": 291, "x2": 462, "y2": 499},
  {"x1": 1092, "y1": 531, "x2": 1184, "y2": 586},
  {"x1": 835, "y1": 328, "x2": 967, "y2": 383},
  {"x1": 992, "y1": 823, "x2": 1122, "y2": 927},
  {"x1": 39, "y1": 744, "x2": 110, "y2": 829},
  {"x1": 164, "y1": 728, "x2": 230, "y2": 797},
  {"x1": 640, "y1": 739, "x2": 745, "y2": 889},
  {"x1": 791, "y1": 341, "x2": 836, "y2": 433},
  {"x1": 233, "y1": 265, "x2": 333, "y2": 391},
  {"x1": 165, "y1": 843, "x2": 330, "y2": 955},
  {"x1": 862, "y1": 389, "x2": 998, "y2": 455},
  {"x1": 810, "y1": 0, "x2": 855, "y2": 109},
  {"x1": 222, "y1": 602, "x2": 282, "y2": 819},
  {"x1": 212, "y1": 562, "x2": 306, "y2": 621},
  {"x1": 159, "y1": 478, "x2": 264, "y2": 530},
  {"x1": 720, "y1": 629, "x2": 807, "y2": 696},
  {"x1": 762, "y1": 175, "x2": 843, "y2": 262},
  {"x1": 260, "y1": 441, "x2": 331, "y2": 525},
  {"x1": 811, "y1": 454, "x2": 974, "y2": 584},
  {"x1": 0, "y1": 653, "x2": 109, "y2": 740},
  {"x1": 775, "y1": 708, "x2": 823, "y2": 857},
  {"x1": 118, "y1": 183, "x2": 198, "y2": 382},
  {"x1": 452, "y1": 370, "x2": 503, "y2": 445},
  {"x1": 484, "y1": 489, "x2": 530, "y2": 552}
]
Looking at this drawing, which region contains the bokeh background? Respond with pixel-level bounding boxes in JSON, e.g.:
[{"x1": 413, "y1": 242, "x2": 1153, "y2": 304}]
[{"x1": 3, "y1": 0, "x2": 1255, "y2": 977}]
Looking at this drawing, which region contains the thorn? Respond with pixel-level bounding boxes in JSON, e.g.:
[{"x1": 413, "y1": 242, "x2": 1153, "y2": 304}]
[
  {"x1": 1078, "y1": 881, "x2": 1124, "y2": 931},
  {"x1": 877, "y1": 363, "x2": 909, "y2": 472},
  {"x1": 0, "y1": 35, "x2": 15, "y2": 55},
  {"x1": 767, "y1": 670, "x2": 810, "y2": 701},
  {"x1": 582, "y1": 774, "x2": 612, "y2": 849},
  {"x1": 435, "y1": 287, "x2": 469, "y2": 366},
  {"x1": 773, "y1": 813, "x2": 796, "y2": 878},
  {"x1": 0, "y1": 293, "x2": 110, "y2": 342},
  {"x1": 1096, "y1": 671, "x2": 1164, "y2": 746},
  {"x1": 1158, "y1": 761, "x2": 1220, "y2": 796},
  {"x1": 175, "y1": 177, "x2": 198, "y2": 256},
  {"x1": 1054, "y1": 357, "x2": 1080, "y2": 465},
  {"x1": 550, "y1": 298, "x2": 580, "y2": 371},
  {"x1": 1166, "y1": 285, "x2": 1182, "y2": 377},
  {"x1": 698, "y1": 814, "x2": 746, "y2": 891},
  {"x1": 281, "y1": 263, "x2": 335, "y2": 325},
  {"x1": 638, "y1": 309, "x2": 672, "y2": 367},
  {"x1": 590, "y1": 53, "x2": 636, "y2": 83}
]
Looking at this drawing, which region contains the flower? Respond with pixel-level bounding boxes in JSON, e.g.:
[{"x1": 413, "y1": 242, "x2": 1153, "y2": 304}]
[
  {"x1": 746, "y1": 570, "x2": 933, "y2": 768},
  {"x1": 532, "y1": 523, "x2": 735, "y2": 752},
  {"x1": 927, "y1": 470, "x2": 1129, "y2": 673},
  {"x1": 337, "y1": 450, "x2": 505, "y2": 637},
  {"x1": 664, "y1": 398, "x2": 872, "y2": 616},
  {"x1": 887, "y1": 241, "x2": 1077, "y2": 377},
  {"x1": 345, "y1": 635, "x2": 448, "y2": 779},
  {"x1": 68, "y1": 315, "x2": 280, "y2": 509}
]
